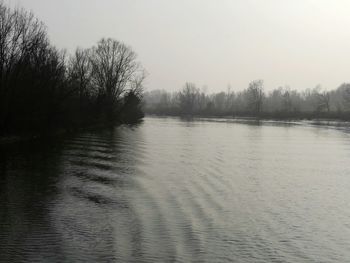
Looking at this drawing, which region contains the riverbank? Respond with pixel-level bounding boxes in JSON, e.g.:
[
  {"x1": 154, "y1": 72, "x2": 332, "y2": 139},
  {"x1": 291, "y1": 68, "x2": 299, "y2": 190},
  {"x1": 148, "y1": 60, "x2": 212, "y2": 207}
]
[
  {"x1": 0, "y1": 130, "x2": 67, "y2": 145},
  {"x1": 0, "y1": 118, "x2": 145, "y2": 145},
  {"x1": 146, "y1": 113, "x2": 350, "y2": 129},
  {"x1": 0, "y1": 124, "x2": 107, "y2": 146},
  {"x1": 2, "y1": 114, "x2": 349, "y2": 145}
]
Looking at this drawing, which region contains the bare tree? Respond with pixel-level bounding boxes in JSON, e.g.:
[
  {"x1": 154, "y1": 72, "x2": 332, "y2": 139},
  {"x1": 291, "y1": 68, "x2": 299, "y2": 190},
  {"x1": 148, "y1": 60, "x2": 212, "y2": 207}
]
[
  {"x1": 0, "y1": 2, "x2": 147, "y2": 133},
  {"x1": 246, "y1": 80, "x2": 264, "y2": 115},
  {"x1": 129, "y1": 69, "x2": 147, "y2": 98},
  {"x1": 90, "y1": 38, "x2": 141, "y2": 105},
  {"x1": 341, "y1": 83, "x2": 350, "y2": 111},
  {"x1": 68, "y1": 48, "x2": 93, "y2": 100},
  {"x1": 315, "y1": 91, "x2": 330, "y2": 113},
  {"x1": 179, "y1": 82, "x2": 199, "y2": 114},
  {"x1": 282, "y1": 87, "x2": 293, "y2": 112},
  {"x1": 0, "y1": 2, "x2": 58, "y2": 132}
]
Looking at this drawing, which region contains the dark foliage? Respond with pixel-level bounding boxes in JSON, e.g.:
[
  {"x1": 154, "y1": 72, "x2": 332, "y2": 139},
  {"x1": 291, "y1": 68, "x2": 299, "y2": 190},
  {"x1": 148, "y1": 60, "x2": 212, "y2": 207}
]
[
  {"x1": 121, "y1": 90, "x2": 145, "y2": 123},
  {"x1": 0, "y1": 2, "x2": 145, "y2": 136}
]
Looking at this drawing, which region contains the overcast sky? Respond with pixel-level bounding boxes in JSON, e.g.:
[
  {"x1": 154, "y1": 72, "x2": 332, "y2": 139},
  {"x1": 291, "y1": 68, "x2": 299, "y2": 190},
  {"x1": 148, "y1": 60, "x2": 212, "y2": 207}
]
[{"x1": 9, "y1": 0, "x2": 350, "y2": 92}]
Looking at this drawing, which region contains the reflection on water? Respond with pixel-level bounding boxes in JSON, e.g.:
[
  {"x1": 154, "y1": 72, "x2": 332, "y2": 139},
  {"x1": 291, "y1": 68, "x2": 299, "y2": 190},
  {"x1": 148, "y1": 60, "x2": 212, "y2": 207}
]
[{"x1": 1, "y1": 117, "x2": 350, "y2": 262}]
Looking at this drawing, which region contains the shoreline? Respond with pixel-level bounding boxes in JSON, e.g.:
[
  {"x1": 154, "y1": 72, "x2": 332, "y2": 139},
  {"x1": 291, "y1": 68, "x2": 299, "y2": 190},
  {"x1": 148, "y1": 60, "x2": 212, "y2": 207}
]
[
  {"x1": 145, "y1": 114, "x2": 350, "y2": 128},
  {"x1": 0, "y1": 122, "x2": 120, "y2": 146},
  {"x1": 0, "y1": 118, "x2": 145, "y2": 146},
  {"x1": 2, "y1": 115, "x2": 350, "y2": 145}
]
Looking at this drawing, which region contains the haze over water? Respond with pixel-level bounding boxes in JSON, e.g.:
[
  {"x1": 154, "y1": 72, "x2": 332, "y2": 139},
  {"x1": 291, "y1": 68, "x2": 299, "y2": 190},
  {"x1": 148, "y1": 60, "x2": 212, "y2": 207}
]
[{"x1": 1, "y1": 117, "x2": 350, "y2": 262}]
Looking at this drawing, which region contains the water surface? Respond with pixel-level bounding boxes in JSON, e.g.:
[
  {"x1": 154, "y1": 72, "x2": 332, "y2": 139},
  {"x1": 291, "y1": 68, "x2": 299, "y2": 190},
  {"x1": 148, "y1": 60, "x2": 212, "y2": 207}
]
[{"x1": 1, "y1": 117, "x2": 350, "y2": 262}]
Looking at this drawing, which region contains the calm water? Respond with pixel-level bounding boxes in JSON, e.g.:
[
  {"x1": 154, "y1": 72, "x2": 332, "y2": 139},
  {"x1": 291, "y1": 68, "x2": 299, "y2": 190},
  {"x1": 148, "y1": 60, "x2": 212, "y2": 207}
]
[{"x1": 1, "y1": 117, "x2": 350, "y2": 262}]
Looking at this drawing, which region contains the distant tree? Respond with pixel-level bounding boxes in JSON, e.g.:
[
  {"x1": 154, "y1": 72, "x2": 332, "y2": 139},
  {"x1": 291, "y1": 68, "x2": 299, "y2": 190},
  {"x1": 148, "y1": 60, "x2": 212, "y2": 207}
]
[
  {"x1": 246, "y1": 80, "x2": 264, "y2": 115},
  {"x1": 197, "y1": 88, "x2": 208, "y2": 113},
  {"x1": 142, "y1": 81, "x2": 350, "y2": 120},
  {"x1": 315, "y1": 91, "x2": 330, "y2": 113},
  {"x1": 179, "y1": 82, "x2": 199, "y2": 114},
  {"x1": 158, "y1": 92, "x2": 171, "y2": 112},
  {"x1": 225, "y1": 86, "x2": 236, "y2": 113},
  {"x1": 213, "y1": 92, "x2": 226, "y2": 112},
  {"x1": 340, "y1": 83, "x2": 350, "y2": 111},
  {"x1": 282, "y1": 87, "x2": 293, "y2": 113},
  {"x1": 305, "y1": 85, "x2": 330, "y2": 113}
]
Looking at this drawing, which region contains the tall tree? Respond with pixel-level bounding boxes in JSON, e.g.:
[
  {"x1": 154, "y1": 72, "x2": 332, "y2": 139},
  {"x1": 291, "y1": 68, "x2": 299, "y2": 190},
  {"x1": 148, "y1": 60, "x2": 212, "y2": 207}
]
[
  {"x1": 90, "y1": 38, "x2": 141, "y2": 117},
  {"x1": 0, "y1": 2, "x2": 65, "y2": 133},
  {"x1": 246, "y1": 80, "x2": 264, "y2": 115},
  {"x1": 179, "y1": 83, "x2": 199, "y2": 114}
]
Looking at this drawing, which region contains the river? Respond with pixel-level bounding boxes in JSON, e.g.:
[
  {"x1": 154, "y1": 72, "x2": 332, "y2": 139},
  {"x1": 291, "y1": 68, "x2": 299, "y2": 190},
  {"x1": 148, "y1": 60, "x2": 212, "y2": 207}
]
[{"x1": 1, "y1": 117, "x2": 350, "y2": 262}]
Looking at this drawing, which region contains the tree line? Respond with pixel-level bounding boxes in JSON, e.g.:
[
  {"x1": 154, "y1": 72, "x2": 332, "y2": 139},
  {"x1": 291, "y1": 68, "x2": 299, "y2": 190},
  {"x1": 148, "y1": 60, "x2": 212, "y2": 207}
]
[
  {"x1": 0, "y1": 2, "x2": 145, "y2": 136},
  {"x1": 144, "y1": 81, "x2": 350, "y2": 120}
]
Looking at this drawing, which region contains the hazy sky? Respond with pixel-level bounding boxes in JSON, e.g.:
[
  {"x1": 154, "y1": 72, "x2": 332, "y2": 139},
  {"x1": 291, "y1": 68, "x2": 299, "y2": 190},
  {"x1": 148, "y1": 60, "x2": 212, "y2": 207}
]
[{"x1": 9, "y1": 0, "x2": 350, "y2": 92}]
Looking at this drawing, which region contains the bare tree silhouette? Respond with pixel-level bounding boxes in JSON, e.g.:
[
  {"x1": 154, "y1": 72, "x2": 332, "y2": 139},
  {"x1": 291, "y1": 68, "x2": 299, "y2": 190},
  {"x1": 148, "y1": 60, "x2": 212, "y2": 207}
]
[
  {"x1": 0, "y1": 2, "x2": 146, "y2": 135},
  {"x1": 246, "y1": 80, "x2": 264, "y2": 115}
]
